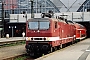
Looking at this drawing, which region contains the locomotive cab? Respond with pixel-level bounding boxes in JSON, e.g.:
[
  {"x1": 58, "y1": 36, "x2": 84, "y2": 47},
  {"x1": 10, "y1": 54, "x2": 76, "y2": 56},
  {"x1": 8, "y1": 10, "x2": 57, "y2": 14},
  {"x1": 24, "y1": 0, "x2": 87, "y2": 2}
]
[
  {"x1": 27, "y1": 18, "x2": 50, "y2": 37},
  {"x1": 25, "y1": 18, "x2": 60, "y2": 56}
]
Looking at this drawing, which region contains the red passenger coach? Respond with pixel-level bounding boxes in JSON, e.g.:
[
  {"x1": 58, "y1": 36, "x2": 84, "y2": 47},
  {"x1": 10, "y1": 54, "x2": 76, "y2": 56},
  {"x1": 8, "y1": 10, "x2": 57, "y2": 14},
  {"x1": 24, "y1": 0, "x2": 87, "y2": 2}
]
[
  {"x1": 74, "y1": 23, "x2": 87, "y2": 40},
  {"x1": 25, "y1": 14, "x2": 76, "y2": 56}
]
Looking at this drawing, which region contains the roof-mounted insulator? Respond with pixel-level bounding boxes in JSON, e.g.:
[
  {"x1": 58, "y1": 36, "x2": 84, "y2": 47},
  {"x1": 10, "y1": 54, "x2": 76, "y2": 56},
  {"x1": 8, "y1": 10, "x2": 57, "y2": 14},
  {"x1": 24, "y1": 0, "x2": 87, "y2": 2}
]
[
  {"x1": 41, "y1": 10, "x2": 54, "y2": 18},
  {"x1": 58, "y1": 16, "x2": 64, "y2": 20}
]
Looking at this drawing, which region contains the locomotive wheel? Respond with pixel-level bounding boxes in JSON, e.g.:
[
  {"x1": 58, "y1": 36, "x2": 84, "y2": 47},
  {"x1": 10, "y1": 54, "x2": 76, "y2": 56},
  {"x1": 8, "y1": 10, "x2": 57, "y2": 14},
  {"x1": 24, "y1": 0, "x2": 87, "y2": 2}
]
[
  {"x1": 57, "y1": 45, "x2": 60, "y2": 50},
  {"x1": 62, "y1": 44, "x2": 66, "y2": 48},
  {"x1": 54, "y1": 47, "x2": 57, "y2": 51},
  {"x1": 72, "y1": 40, "x2": 74, "y2": 44}
]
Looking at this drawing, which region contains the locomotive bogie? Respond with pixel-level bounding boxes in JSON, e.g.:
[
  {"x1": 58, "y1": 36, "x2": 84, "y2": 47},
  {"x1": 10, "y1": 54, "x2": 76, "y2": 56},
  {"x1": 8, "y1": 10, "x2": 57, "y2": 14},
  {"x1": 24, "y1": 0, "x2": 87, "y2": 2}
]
[
  {"x1": 25, "y1": 42, "x2": 51, "y2": 56},
  {"x1": 25, "y1": 40, "x2": 63, "y2": 56}
]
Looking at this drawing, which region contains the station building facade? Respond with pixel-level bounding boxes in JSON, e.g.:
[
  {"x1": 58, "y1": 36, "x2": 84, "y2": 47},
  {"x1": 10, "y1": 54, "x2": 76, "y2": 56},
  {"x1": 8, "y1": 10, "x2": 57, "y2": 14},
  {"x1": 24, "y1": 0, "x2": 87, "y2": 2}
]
[
  {"x1": 0, "y1": 0, "x2": 90, "y2": 37},
  {"x1": 0, "y1": 0, "x2": 61, "y2": 37},
  {"x1": 0, "y1": 0, "x2": 90, "y2": 19}
]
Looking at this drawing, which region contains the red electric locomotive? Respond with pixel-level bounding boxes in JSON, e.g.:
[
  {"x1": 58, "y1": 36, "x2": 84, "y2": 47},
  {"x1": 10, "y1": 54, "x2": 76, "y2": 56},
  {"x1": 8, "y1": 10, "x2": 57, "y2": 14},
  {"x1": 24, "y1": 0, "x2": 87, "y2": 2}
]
[
  {"x1": 25, "y1": 13, "x2": 76, "y2": 56},
  {"x1": 74, "y1": 23, "x2": 87, "y2": 40}
]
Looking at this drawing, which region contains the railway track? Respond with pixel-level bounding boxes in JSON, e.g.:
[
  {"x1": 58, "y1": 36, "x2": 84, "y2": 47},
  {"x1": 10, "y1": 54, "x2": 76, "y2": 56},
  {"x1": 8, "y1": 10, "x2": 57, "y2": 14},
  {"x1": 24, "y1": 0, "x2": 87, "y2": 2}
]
[
  {"x1": 0, "y1": 44, "x2": 26, "y2": 60},
  {"x1": 3, "y1": 54, "x2": 25, "y2": 60},
  {"x1": 0, "y1": 37, "x2": 38, "y2": 60},
  {"x1": 0, "y1": 37, "x2": 26, "y2": 60},
  {"x1": 3, "y1": 54, "x2": 35, "y2": 60}
]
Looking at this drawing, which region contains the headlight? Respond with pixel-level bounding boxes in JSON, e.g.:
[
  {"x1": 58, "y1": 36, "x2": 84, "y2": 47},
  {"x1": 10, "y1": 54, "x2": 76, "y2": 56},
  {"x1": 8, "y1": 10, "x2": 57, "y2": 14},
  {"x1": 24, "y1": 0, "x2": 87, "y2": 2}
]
[
  {"x1": 26, "y1": 37, "x2": 31, "y2": 41},
  {"x1": 46, "y1": 37, "x2": 50, "y2": 41}
]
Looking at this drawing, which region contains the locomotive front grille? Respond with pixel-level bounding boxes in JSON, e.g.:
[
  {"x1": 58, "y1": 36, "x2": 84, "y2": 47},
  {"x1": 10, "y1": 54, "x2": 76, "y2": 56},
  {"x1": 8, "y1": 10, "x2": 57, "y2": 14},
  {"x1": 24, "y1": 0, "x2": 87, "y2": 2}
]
[{"x1": 31, "y1": 38, "x2": 46, "y2": 40}]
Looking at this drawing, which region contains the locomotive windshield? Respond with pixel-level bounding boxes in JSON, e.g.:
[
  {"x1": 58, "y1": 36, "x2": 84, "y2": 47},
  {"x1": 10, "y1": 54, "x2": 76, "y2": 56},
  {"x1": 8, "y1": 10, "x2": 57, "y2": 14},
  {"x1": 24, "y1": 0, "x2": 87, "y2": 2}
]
[
  {"x1": 28, "y1": 22, "x2": 38, "y2": 29},
  {"x1": 28, "y1": 21, "x2": 50, "y2": 30}
]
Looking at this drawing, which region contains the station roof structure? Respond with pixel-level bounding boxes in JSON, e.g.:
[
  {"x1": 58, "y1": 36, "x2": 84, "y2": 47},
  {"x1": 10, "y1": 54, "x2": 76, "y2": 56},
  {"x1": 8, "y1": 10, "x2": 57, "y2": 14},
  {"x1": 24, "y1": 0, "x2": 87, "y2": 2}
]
[
  {"x1": 0, "y1": 0, "x2": 89, "y2": 15},
  {"x1": 0, "y1": 0, "x2": 89, "y2": 19},
  {"x1": 50, "y1": 0, "x2": 89, "y2": 12},
  {"x1": 77, "y1": 0, "x2": 90, "y2": 12}
]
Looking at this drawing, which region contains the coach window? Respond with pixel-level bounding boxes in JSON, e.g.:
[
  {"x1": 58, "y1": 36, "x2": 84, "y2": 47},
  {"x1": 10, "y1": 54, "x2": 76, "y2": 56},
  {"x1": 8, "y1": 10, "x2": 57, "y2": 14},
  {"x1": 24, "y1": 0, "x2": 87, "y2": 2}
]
[{"x1": 55, "y1": 22, "x2": 57, "y2": 28}]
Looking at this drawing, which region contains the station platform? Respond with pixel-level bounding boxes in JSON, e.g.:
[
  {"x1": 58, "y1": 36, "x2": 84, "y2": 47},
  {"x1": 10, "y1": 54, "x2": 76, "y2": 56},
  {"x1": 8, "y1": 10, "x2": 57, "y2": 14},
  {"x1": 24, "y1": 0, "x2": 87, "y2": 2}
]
[
  {"x1": 0, "y1": 37, "x2": 25, "y2": 43},
  {"x1": 36, "y1": 38, "x2": 90, "y2": 60}
]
